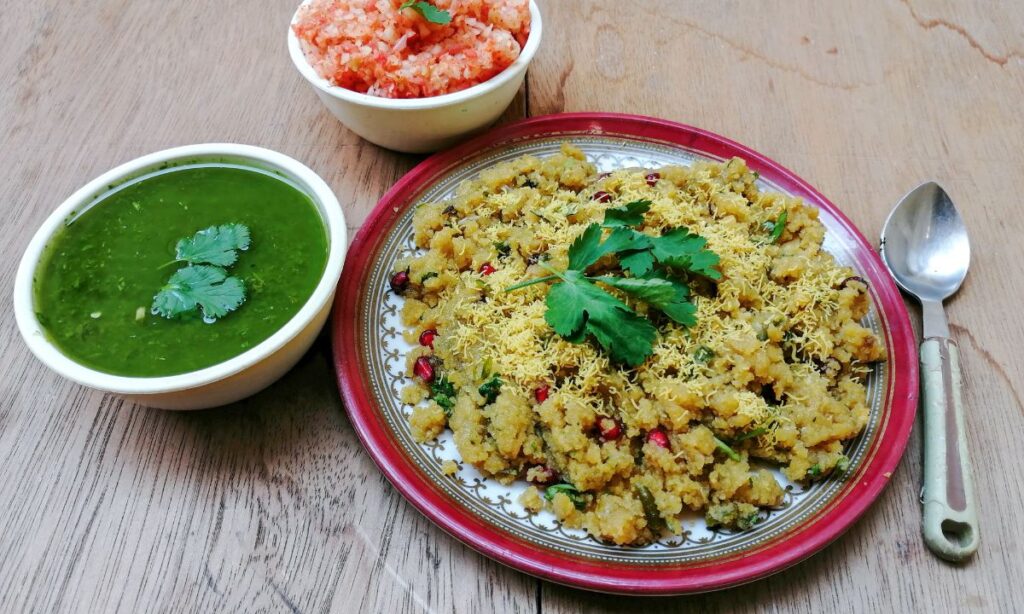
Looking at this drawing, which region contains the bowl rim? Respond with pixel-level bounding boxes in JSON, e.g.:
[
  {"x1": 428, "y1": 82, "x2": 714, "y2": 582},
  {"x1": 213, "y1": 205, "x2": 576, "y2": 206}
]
[
  {"x1": 287, "y1": 0, "x2": 542, "y2": 110},
  {"x1": 12, "y1": 143, "x2": 347, "y2": 395}
]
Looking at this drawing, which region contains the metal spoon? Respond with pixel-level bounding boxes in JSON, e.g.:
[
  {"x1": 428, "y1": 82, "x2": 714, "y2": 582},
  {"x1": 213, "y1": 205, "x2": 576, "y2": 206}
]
[{"x1": 880, "y1": 182, "x2": 979, "y2": 561}]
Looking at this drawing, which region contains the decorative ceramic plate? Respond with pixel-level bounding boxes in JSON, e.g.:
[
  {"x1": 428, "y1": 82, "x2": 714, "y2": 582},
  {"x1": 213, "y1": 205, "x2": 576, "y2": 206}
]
[{"x1": 332, "y1": 113, "x2": 917, "y2": 594}]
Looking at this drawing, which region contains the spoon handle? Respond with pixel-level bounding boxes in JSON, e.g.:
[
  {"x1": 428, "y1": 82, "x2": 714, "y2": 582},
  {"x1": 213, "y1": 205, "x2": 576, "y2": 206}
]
[{"x1": 920, "y1": 336, "x2": 979, "y2": 561}]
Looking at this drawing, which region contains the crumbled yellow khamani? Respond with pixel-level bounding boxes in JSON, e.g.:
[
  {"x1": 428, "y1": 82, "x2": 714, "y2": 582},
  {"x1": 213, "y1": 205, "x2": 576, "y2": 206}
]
[{"x1": 397, "y1": 144, "x2": 885, "y2": 546}]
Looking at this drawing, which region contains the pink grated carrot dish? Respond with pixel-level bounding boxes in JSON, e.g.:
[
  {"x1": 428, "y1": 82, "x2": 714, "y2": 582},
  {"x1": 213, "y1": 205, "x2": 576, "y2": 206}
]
[{"x1": 292, "y1": 0, "x2": 531, "y2": 99}]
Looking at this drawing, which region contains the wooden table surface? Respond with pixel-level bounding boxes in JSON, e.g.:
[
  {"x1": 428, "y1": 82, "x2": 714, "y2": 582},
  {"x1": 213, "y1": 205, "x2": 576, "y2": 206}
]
[{"x1": 2, "y1": 1, "x2": 1022, "y2": 612}]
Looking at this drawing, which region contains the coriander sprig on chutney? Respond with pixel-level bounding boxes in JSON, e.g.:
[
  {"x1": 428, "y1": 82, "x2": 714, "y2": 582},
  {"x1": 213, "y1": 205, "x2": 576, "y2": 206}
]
[
  {"x1": 151, "y1": 224, "x2": 251, "y2": 322},
  {"x1": 505, "y1": 202, "x2": 721, "y2": 367},
  {"x1": 167, "y1": 223, "x2": 250, "y2": 267},
  {"x1": 399, "y1": 0, "x2": 452, "y2": 24}
]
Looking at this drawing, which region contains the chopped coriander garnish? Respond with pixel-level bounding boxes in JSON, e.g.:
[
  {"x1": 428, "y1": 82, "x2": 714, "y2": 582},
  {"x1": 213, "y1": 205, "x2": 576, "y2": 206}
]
[
  {"x1": 430, "y1": 376, "x2": 457, "y2": 416},
  {"x1": 399, "y1": 0, "x2": 451, "y2": 24},
  {"x1": 706, "y1": 502, "x2": 761, "y2": 530},
  {"x1": 693, "y1": 345, "x2": 715, "y2": 364},
  {"x1": 764, "y1": 210, "x2": 788, "y2": 244},
  {"x1": 806, "y1": 457, "x2": 850, "y2": 480},
  {"x1": 739, "y1": 511, "x2": 762, "y2": 530},
  {"x1": 420, "y1": 271, "x2": 439, "y2": 283},
  {"x1": 494, "y1": 241, "x2": 511, "y2": 258},
  {"x1": 478, "y1": 374, "x2": 502, "y2": 404},
  {"x1": 544, "y1": 483, "x2": 588, "y2": 510}
]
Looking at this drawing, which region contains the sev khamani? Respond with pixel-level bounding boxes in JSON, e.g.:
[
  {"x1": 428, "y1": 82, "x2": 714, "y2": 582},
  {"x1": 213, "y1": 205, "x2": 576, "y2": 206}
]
[{"x1": 392, "y1": 144, "x2": 885, "y2": 546}]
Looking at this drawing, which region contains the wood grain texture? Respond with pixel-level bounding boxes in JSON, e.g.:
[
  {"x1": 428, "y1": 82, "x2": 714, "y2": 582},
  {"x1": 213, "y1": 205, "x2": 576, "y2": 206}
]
[{"x1": 1, "y1": 0, "x2": 1021, "y2": 612}]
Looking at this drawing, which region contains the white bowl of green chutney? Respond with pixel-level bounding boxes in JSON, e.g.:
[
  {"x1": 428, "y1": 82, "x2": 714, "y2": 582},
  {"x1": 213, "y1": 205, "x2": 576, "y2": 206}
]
[{"x1": 13, "y1": 144, "x2": 347, "y2": 410}]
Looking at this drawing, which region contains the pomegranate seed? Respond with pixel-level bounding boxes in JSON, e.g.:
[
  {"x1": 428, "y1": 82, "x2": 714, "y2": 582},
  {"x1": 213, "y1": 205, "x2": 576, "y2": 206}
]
[
  {"x1": 413, "y1": 356, "x2": 434, "y2": 383},
  {"x1": 592, "y1": 190, "x2": 612, "y2": 203},
  {"x1": 645, "y1": 172, "x2": 660, "y2": 186},
  {"x1": 647, "y1": 428, "x2": 670, "y2": 449},
  {"x1": 419, "y1": 329, "x2": 437, "y2": 349},
  {"x1": 389, "y1": 270, "x2": 410, "y2": 294},
  {"x1": 534, "y1": 385, "x2": 550, "y2": 403},
  {"x1": 528, "y1": 465, "x2": 558, "y2": 486},
  {"x1": 598, "y1": 417, "x2": 621, "y2": 441},
  {"x1": 479, "y1": 262, "x2": 496, "y2": 276}
]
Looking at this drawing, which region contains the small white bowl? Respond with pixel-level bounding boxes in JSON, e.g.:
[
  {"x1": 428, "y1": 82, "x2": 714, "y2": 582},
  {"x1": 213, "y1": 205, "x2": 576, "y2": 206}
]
[
  {"x1": 13, "y1": 144, "x2": 347, "y2": 410},
  {"x1": 287, "y1": 0, "x2": 542, "y2": 153}
]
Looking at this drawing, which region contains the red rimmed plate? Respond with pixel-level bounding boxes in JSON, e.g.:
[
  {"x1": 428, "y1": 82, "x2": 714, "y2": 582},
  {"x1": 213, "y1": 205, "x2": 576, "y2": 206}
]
[{"x1": 332, "y1": 113, "x2": 917, "y2": 594}]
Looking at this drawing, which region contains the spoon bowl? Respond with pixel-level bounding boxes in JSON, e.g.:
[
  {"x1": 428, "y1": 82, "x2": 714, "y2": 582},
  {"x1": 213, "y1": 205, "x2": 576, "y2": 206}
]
[{"x1": 881, "y1": 182, "x2": 970, "y2": 302}]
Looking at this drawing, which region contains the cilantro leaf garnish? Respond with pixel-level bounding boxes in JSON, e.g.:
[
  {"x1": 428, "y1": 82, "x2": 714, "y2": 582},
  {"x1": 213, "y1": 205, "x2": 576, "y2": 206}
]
[
  {"x1": 545, "y1": 269, "x2": 658, "y2": 366},
  {"x1": 430, "y1": 376, "x2": 457, "y2": 416},
  {"x1": 617, "y1": 249, "x2": 656, "y2": 277},
  {"x1": 740, "y1": 511, "x2": 763, "y2": 530},
  {"x1": 602, "y1": 199, "x2": 652, "y2": 228},
  {"x1": 596, "y1": 206, "x2": 721, "y2": 280},
  {"x1": 478, "y1": 374, "x2": 503, "y2": 404},
  {"x1": 544, "y1": 483, "x2": 589, "y2": 510},
  {"x1": 399, "y1": 0, "x2": 452, "y2": 24},
  {"x1": 567, "y1": 225, "x2": 648, "y2": 271},
  {"x1": 805, "y1": 456, "x2": 850, "y2": 481},
  {"x1": 505, "y1": 201, "x2": 720, "y2": 366},
  {"x1": 591, "y1": 275, "x2": 696, "y2": 327},
  {"x1": 151, "y1": 265, "x2": 245, "y2": 322},
  {"x1": 152, "y1": 224, "x2": 251, "y2": 322},
  {"x1": 693, "y1": 345, "x2": 715, "y2": 364},
  {"x1": 173, "y1": 224, "x2": 251, "y2": 267},
  {"x1": 590, "y1": 275, "x2": 677, "y2": 305},
  {"x1": 764, "y1": 210, "x2": 788, "y2": 244},
  {"x1": 647, "y1": 228, "x2": 721, "y2": 280}
]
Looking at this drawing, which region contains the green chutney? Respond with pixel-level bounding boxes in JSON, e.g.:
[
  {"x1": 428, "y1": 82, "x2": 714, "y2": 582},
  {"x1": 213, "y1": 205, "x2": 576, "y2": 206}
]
[{"x1": 34, "y1": 163, "x2": 328, "y2": 377}]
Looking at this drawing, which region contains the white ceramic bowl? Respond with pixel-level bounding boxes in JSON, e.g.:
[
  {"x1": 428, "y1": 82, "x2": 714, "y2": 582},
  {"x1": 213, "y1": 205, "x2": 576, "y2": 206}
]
[
  {"x1": 287, "y1": 0, "x2": 542, "y2": 153},
  {"x1": 13, "y1": 144, "x2": 347, "y2": 410}
]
